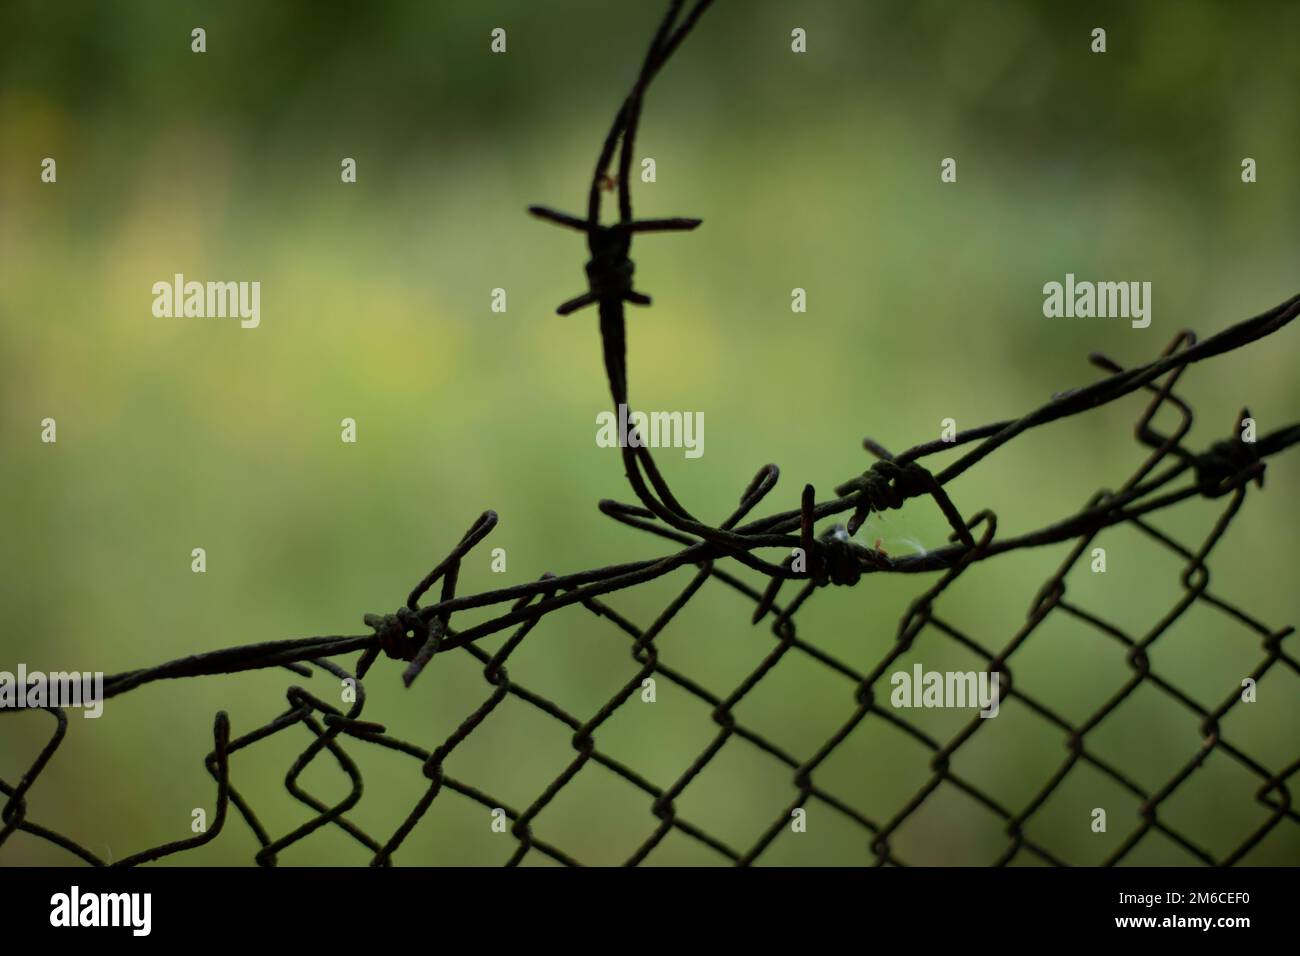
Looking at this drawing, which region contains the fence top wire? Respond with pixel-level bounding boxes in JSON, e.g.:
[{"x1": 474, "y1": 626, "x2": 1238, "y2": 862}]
[{"x1": 3, "y1": 0, "x2": 1298, "y2": 867}]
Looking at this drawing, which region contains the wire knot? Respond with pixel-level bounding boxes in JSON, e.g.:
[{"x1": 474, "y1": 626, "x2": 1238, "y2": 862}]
[
  {"x1": 841, "y1": 459, "x2": 935, "y2": 534},
  {"x1": 585, "y1": 228, "x2": 635, "y2": 299},
  {"x1": 1195, "y1": 437, "x2": 1263, "y2": 497},
  {"x1": 856, "y1": 460, "x2": 932, "y2": 509},
  {"x1": 363, "y1": 607, "x2": 426, "y2": 661},
  {"x1": 810, "y1": 526, "x2": 864, "y2": 587},
  {"x1": 527, "y1": 205, "x2": 701, "y2": 315}
]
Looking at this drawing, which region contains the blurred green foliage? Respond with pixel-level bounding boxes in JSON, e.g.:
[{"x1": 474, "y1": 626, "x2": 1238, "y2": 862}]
[{"x1": 1, "y1": 1, "x2": 1297, "y2": 866}]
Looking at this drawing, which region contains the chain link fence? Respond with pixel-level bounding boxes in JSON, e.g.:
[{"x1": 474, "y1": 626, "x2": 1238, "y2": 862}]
[{"x1": 3, "y1": 0, "x2": 1297, "y2": 867}]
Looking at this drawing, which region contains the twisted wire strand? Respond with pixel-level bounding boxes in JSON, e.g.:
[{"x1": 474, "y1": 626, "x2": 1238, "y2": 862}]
[{"x1": 3, "y1": 0, "x2": 1296, "y2": 867}]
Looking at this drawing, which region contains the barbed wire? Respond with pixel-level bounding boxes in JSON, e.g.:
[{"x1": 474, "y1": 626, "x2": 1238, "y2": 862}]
[{"x1": 2, "y1": 0, "x2": 1297, "y2": 867}]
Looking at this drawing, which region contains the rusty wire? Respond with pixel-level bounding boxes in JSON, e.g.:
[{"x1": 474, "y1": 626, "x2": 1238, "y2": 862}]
[{"x1": 3, "y1": 0, "x2": 1298, "y2": 867}]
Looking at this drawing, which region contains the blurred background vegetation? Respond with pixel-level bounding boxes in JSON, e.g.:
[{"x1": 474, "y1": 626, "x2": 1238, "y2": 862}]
[{"x1": 1, "y1": 0, "x2": 1297, "y2": 866}]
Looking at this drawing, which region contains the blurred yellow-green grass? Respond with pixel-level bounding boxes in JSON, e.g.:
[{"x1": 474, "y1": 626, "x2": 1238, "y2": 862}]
[{"x1": 1, "y1": 0, "x2": 1297, "y2": 865}]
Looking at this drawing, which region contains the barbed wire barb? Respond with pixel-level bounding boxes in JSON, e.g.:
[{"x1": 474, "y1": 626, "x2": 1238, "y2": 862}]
[{"x1": 3, "y1": 0, "x2": 1297, "y2": 868}]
